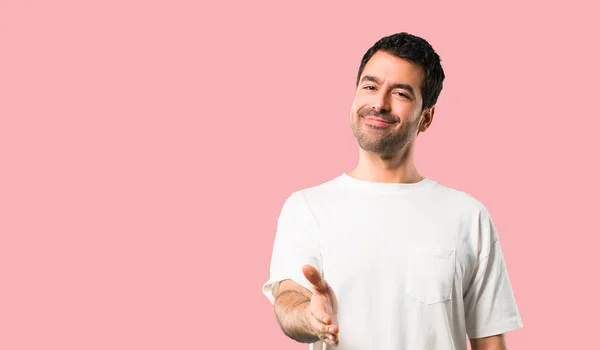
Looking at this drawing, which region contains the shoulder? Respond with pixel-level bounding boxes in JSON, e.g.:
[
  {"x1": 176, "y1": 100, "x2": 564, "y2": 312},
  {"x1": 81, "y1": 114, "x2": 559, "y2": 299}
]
[
  {"x1": 277, "y1": 174, "x2": 345, "y2": 213},
  {"x1": 426, "y1": 180, "x2": 499, "y2": 242},
  {"x1": 429, "y1": 180, "x2": 501, "y2": 251},
  {"x1": 428, "y1": 180, "x2": 490, "y2": 215},
  {"x1": 288, "y1": 174, "x2": 346, "y2": 202}
]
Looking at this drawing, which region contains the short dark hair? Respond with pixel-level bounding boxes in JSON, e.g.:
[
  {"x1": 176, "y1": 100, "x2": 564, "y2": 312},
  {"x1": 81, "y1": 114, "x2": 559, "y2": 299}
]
[{"x1": 356, "y1": 32, "x2": 445, "y2": 111}]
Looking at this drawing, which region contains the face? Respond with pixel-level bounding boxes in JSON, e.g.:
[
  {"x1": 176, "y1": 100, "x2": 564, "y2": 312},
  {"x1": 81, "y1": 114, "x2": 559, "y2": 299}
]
[{"x1": 350, "y1": 50, "x2": 433, "y2": 156}]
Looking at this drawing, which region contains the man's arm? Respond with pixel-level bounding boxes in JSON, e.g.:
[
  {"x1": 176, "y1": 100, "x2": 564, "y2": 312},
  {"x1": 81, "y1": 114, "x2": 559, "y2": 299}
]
[
  {"x1": 274, "y1": 280, "x2": 319, "y2": 343},
  {"x1": 273, "y1": 266, "x2": 340, "y2": 346},
  {"x1": 470, "y1": 334, "x2": 506, "y2": 350}
]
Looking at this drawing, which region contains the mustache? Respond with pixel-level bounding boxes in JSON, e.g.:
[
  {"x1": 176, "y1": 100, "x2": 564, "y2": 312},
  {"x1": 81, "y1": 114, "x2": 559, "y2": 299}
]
[{"x1": 358, "y1": 108, "x2": 399, "y2": 123}]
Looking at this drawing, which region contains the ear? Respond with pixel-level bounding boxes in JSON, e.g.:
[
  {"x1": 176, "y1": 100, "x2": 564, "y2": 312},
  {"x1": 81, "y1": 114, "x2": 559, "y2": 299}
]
[{"x1": 419, "y1": 106, "x2": 435, "y2": 133}]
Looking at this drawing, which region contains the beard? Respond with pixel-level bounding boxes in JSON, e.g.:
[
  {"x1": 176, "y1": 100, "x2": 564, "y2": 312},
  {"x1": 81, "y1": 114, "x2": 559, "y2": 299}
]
[{"x1": 350, "y1": 107, "x2": 420, "y2": 156}]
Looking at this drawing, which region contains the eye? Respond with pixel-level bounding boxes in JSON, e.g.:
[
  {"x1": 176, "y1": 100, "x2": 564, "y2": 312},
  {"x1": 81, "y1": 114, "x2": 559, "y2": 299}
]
[
  {"x1": 363, "y1": 85, "x2": 376, "y2": 90},
  {"x1": 395, "y1": 92, "x2": 409, "y2": 98}
]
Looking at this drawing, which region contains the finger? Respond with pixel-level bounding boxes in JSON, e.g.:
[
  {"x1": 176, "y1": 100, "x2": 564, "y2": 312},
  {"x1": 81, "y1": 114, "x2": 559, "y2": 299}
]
[
  {"x1": 323, "y1": 335, "x2": 339, "y2": 347},
  {"x1": 302, "y1": 265, "x2": 327, "y2": 292},
  {"x1": 311, "y1": 309, "x2": 332, "y2": 325},
  {"x1": 330, "y1": 334, "x2": 339, "y2": 347},
  {"x1": 310, "y1": 315, "x2": 331, "y2": 334},
  {"x1": 327, "y1": 325, "x2": 339, "y2": 335}
]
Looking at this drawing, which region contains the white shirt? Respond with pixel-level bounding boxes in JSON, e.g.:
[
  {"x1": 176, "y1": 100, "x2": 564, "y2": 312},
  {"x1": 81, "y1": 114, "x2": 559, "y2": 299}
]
[{"x1": 263, "y1": 174, "x2": 523, "y2": 350}]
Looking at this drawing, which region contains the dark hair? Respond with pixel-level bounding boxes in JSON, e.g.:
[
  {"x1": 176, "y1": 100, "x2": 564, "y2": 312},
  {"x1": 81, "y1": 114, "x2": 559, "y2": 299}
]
[{"x1": 356, "y1": 32, "x2": 445, "y2": 111}]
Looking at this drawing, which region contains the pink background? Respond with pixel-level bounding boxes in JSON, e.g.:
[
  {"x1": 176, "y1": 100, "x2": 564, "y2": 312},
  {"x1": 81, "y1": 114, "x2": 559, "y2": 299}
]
[{"x1": 1, "y1": 0, "x2": 599, "y2": 349}]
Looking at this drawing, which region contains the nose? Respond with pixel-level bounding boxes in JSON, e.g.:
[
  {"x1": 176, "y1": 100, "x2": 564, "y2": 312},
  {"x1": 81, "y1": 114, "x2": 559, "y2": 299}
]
[{"x1": 370, "y1": 90, "x2": 390, "y2": 113}]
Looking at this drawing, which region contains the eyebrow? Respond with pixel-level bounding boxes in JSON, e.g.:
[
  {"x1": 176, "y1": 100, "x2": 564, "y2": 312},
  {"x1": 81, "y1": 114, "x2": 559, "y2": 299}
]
[{"x1": 360, "y1": 75, "x2": 415, "y2": 96}]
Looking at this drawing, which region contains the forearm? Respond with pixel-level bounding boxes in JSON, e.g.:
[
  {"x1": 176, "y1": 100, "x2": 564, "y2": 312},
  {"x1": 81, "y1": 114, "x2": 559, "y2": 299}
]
[
  {"x1": 471, "y1": 344, "x2": 506, "y2": 350},
  {"x1": 274, "y1": 290, "x2": 319, "y2": 343},
  {"x1": 470, "y1": 334, "x2": 506, "y2": 350}
]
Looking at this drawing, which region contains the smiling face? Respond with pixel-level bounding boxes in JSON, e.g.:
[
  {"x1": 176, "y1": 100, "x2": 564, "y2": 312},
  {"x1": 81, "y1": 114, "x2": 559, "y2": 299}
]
[{"x1": 350, "y1": 50, "x2": 432, "y2": 156}]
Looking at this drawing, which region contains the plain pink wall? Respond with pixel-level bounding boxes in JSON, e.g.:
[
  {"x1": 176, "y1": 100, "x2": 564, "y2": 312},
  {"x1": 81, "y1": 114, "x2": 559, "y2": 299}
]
[{"x1": 1, "y1": 0, "x2": 599, "y2": 349}]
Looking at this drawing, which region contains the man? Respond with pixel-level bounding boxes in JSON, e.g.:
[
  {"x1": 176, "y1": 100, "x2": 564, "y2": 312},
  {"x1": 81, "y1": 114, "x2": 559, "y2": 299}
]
[{"x1": 262, "y1": 32, "x2": 523, "y2": 350}]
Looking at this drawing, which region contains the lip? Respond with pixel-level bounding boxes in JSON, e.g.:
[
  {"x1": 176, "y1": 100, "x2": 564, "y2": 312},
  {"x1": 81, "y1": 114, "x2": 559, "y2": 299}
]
[{"x1": 363, "y1": 116, "x2": 397, "y2": 127}]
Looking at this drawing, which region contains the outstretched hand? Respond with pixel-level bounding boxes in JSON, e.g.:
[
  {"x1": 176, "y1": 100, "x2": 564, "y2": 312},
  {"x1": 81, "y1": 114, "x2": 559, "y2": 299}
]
[{"x1": 302, "y1": 265, "x2": 339, "y2": 347}]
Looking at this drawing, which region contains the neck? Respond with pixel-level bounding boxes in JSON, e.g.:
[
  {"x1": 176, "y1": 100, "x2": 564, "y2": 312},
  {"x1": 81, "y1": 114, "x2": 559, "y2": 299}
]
[{"x1": 347, "y1": 142, "x2": 423, "y2": 184}]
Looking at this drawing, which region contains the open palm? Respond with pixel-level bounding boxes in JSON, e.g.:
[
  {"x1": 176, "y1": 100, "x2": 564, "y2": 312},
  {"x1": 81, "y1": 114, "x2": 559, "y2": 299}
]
[{"x1": 303, "y1": 265, "x2": 339, "y2": 346}]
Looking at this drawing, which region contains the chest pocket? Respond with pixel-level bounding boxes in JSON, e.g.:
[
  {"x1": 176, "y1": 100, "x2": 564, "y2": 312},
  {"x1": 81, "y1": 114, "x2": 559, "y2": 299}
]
[{"x1": 406, "y1": 243, "x2": 456, "y2": 305}]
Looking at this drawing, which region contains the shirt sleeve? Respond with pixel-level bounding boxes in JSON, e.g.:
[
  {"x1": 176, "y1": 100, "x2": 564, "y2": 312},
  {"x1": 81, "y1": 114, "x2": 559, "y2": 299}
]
[
  {"x1": 463, "y1": 209, "x2": 523, "y2": 339},
  {"x1": 262, "y1": 191, "x2": 323, "y2": 304}
]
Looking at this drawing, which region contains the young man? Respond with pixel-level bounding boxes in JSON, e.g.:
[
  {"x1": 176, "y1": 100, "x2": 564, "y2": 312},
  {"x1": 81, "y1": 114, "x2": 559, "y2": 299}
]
[{"x1": 262, "y1": 32, "x2": 523, "y2": 350}]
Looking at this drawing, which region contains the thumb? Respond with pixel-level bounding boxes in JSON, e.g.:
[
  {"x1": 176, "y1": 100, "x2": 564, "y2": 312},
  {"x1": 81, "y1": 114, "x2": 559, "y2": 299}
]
[{"x1": 302, "y1": 264, "x2": 327, "y2": 293}]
